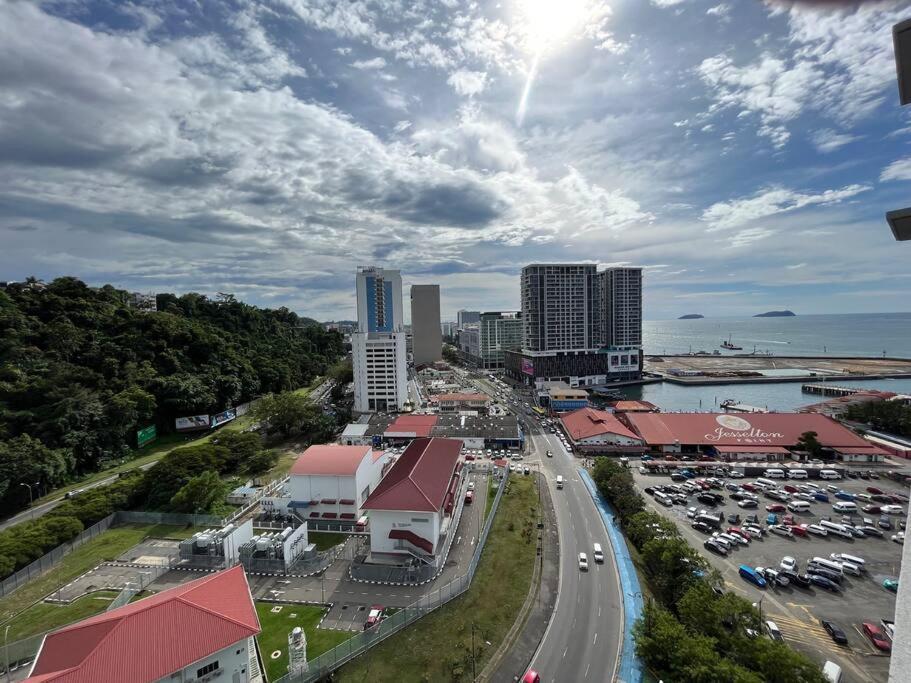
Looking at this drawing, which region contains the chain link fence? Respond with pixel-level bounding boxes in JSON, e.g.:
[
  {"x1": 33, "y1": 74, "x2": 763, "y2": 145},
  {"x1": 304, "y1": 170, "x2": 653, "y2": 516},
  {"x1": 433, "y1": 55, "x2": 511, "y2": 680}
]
[
  {"x1": 275, "y1": 472, "x2": 509, "y2": 683},
  {"x1": 114, "y1": 510, "x2": 224, "y2": 527}
]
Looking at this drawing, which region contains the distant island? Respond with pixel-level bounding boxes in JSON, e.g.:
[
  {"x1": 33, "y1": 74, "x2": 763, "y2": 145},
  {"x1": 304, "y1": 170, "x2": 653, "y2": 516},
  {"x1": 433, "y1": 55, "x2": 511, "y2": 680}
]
[
  {"x1": 754, "y1": 310, "x2": 796, "y2": 317},
  {"x1": 678, "y1": 314, "x2": 704, "y2": 319}
]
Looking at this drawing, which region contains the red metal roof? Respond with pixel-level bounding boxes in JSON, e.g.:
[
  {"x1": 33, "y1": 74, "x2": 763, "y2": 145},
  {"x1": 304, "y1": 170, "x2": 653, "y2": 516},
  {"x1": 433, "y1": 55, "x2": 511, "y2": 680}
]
[
  {"x1": 290, "y1": 444, "x2": 372, "y2": 476},
  {"x1": 26, "y1": 566, "x2": 259, "y2": 683},
  {"x1": 624, "y1": 412, "x2": 874, "y2": 449},
  {"x1": 560, "y1": 408, "x2": 642, "y2": 442},
  {"x1": 714, "y1": 445, "x2": 791, "y2": 454},
  {"x1": 611, "y1": 400, "x2": 658, "y2": 412},
  {"x1": 385, "y1": 414, "x2": 439, "y2": 437},
  {"x1": 361, "y1": 437, "x2": 462, "y2": 513}
]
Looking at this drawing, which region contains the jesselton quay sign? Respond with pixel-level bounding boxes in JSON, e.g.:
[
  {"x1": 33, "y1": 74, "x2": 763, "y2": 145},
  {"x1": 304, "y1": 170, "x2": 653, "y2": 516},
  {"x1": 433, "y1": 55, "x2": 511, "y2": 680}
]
[{"x1": 704, "y1": 415, "x2": 784, "y2": 444}]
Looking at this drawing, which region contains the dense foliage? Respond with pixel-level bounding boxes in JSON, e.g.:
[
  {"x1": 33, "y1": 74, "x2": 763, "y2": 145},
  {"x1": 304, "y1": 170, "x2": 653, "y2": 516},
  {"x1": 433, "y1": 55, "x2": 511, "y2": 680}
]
[
  {"x1": 845, "y1": 400, "x2": 911, "y2": 437},
  {"x1": 0, "y1": 277, "x2": 343, "y2": 512},
  {"x1": 592, "y1": 459, "x2": 826, "y2": 683}
]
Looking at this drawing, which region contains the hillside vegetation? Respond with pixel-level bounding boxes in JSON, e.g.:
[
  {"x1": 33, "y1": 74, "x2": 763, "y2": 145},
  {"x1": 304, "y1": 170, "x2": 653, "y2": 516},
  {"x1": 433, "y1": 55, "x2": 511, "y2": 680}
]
[{"x1": 0, "y1": 277, "x2": 343, "y2": 515}]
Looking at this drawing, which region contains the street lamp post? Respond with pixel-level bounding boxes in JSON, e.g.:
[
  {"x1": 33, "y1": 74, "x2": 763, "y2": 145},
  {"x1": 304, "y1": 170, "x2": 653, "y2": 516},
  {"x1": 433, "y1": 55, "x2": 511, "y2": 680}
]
[
  {"x1": 19, "y1": 482, "x2": 33, "y2": 506},
  {"x1": 4, "y1": 624, "x2": 10, "y2": 683}
]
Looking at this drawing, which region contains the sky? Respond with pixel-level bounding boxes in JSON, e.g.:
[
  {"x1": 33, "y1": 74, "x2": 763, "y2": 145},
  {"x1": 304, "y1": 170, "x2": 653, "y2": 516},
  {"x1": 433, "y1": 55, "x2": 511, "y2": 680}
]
[{"x1": 1, "y1": 0, "x2": 911, "y2": 322}]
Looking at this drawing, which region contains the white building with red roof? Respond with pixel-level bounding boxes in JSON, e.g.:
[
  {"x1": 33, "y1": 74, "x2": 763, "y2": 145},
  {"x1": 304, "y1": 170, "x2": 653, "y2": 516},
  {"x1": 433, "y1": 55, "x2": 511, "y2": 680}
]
[
  {"x1": 287, "y1": 444, "x2": 390, "y2": 525},
  {"x1": 25, "y1": 565, "x2": 262, "y2": 683},
  {"x1": 360, "y1": 437, "x2": 463, "y2": 561},
  {"x1": 560, "y1": 407, "x2": 646, "y2": 453}
]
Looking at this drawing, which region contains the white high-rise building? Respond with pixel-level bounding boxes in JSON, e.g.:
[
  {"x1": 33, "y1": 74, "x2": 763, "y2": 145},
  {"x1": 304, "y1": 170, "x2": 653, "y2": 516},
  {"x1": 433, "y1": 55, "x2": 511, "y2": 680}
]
[
  {"x1": 598, "y1": 267, "x2": 642, "y2": 348},
  {"x1": 352, "y1": 266, "x2": 409, "y2": 413}
]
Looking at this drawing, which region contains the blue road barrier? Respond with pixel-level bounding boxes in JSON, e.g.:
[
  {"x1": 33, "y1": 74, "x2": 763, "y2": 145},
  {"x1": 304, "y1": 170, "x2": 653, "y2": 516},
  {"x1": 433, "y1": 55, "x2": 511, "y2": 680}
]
[{"x1": 579, "y1": 468, "x2": 644, "y2": 683}]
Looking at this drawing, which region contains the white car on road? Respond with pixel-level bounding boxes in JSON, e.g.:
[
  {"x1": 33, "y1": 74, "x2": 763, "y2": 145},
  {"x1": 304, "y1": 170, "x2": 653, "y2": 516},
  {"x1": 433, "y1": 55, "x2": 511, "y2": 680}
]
[{"x1": 578, "y1": 553, "x2": 589, "y2": 571}]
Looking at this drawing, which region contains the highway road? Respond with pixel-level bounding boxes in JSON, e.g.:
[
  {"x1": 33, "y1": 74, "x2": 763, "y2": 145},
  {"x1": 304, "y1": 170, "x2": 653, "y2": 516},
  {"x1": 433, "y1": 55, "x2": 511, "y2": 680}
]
[{"x1": 469, "y1": 373, "x2": 624, "y2": 682}]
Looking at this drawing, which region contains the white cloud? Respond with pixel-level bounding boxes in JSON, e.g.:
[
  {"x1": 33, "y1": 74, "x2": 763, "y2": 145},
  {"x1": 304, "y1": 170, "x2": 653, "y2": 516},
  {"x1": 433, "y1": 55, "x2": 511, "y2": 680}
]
[
  {"x1": 447, "y1": 69, "x2": 488, "y2": 97},
  {"x1": 811, "y1": 129, "x2": 861, "y2": 153},
  {"x1": 351, "y1": 56, "x2": 387, "y2": 70},
  {"x1": 706, "y1": 4, "x2": 730, "y2": 20},
  {"x1": 880, "y1": 158, "x2": 911, "y2": 182},
  {"x1": 702, "y1": 184, "x2": 871, "y2": 231},
  {"x1": 651, "y1": 0, "x2": 686, "y2": 7}
]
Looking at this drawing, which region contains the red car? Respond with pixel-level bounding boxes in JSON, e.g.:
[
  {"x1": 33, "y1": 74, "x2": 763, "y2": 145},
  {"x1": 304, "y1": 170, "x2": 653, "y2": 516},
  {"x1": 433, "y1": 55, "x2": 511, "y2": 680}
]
[
  {"x1": 522, "y1": 671, "x2": 541, "y2": 683},
  {"x1": 783, "y1": 484, "x2": 798, "y2": 493},
  {"x1": 789, "y1": 524, "x2": 808, "y2": 537},
  {"x1": 727, "y1": 527, "x2": 748, "y2": 540},
  {"x1": 867, "y1": 487, "x2": 885, "y2": 495},
  {"x1": 765, "y1": 504, "x2": 786, "y2": 512},
  {"x1": 782, "y1": 514, "x2": 795, "y2": 526},
  {"x1": 465, "y1": 490, "x2": 474, "y2": 504},
  {"x1": 742, "y1": 483, "x2": 758, "y2": 492},
  {"x1": 365, "y1": 605, "x2": 385, "y2": 629},
  {"x1": 862, "y1": 622, "x2": 891, "y2": 652}
]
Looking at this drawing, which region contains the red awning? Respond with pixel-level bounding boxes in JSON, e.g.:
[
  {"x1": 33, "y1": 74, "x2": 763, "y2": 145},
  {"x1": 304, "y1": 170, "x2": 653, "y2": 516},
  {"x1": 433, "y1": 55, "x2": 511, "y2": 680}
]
[
  {"x1": 309, "y1": 512, "x2": 320, "y2": 518},
  {"x1": 339, "y1": 513, "x2": 356, "y2": 519},
  {"x1": 322, "y1": 512, "x2": 338, "y2": 519},
  {"x1": 339, "y1": 499, "x2": 355, "y2": 505},
  {"x1": 320, "y1": 499, "x2": 337, "y2": 505}
]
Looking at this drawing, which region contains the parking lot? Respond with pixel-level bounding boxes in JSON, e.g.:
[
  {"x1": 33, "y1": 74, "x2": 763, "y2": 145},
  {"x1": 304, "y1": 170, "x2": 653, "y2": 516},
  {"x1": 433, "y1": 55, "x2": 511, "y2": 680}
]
[{"x1": 631, "y1": 467, "x2": 906, "y2": 683}]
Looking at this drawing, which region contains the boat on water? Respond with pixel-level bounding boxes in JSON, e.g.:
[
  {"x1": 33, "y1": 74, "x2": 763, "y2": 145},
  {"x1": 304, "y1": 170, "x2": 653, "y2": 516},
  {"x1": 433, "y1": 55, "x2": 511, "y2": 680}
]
[{"x1": 720, "y1": 334, "x2": 742, "y2": 351}]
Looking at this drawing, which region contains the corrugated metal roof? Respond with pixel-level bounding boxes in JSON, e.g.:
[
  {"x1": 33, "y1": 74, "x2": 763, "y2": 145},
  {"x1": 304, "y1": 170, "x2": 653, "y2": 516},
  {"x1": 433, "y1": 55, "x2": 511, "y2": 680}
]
[
  {"x1": 561, "y1": 408, "x2": 642, "y2": 442},
  {"x1": 290, "y1": 444, "x2": 372, "y2": 476},
  {"x1": 361, "y1": 437, "x2": 461, "y2": 512},
  {"x1": 26, "y1": 566, "x2": 259, "y2": 683}
]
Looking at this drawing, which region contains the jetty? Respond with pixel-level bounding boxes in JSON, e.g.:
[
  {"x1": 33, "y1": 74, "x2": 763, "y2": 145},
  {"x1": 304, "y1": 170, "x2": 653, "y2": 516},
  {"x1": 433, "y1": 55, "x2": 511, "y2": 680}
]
[{"x1": 802, "y1": 384, "x2": 868, "y2": 397}]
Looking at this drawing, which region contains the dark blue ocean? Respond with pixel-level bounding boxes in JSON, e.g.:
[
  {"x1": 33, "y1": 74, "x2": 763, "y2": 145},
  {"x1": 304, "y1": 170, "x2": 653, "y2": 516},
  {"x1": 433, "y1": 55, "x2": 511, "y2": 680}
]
[{"x1": 622, "y1": 313, "x2": 911, "y2": 412}]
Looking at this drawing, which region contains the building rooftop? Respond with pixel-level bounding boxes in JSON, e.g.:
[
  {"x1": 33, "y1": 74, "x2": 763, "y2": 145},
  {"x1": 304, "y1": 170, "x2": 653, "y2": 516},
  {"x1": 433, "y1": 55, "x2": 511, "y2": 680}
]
[
  {"x1": 341, "y1": 423, "x2": 370, "y2": 437},
  {"x1": 290, "y1": 444, "x2": 372, "y2": 477},
  {"x1": 434, "y1": 392, "x2": 489, "y2": 402},
  {"x1": 384, "y1": 414, "x2": 439, "y2": 437},
  {"x1": 611, "y1": 400, "x2": 658, "y2": 412},
  {"x1": 623, "y1": 412, "x2": 876, "y2": 448},
  {"x1": 26, "y1": 566, "x2": 259, "y2": 683},
  {"x1": 561, "y1": 408, "x2": 642, "y2": 442},
  {"x1": 361, "y1": 437, "x2": 462, "y2": 513}
]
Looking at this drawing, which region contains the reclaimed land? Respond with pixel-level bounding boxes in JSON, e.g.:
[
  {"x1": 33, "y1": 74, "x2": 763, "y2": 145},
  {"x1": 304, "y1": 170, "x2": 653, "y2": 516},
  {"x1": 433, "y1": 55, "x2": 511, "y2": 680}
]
[{"x1": 335, "y1": 476, "x2": 538, "y2": 682}]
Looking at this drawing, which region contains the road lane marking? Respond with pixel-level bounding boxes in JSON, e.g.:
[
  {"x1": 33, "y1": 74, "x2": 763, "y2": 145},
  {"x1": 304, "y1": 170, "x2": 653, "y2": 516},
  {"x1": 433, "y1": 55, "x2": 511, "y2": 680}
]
[
  {"x1": 563, "y1": 647, "x2": 568, "y2": 659},
  {"x1": 593, "y1": 632, "x2": 598, "y2": 645}
]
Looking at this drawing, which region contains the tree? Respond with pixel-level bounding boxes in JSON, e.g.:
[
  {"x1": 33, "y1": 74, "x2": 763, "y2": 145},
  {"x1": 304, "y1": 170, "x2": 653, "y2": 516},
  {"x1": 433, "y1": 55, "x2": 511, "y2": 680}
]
[
  {"x1": 169, "y1": 471, "x2": 227, "y2": 513},
  {"x1": 0, "y1": 435, "x2": 74, "y2": 513},
  {"x1": 253, "y1": 391, "x2": 336, "y2": 440},
  {"x1": 214, "y1": 431, "x2": 264, "y2": 471},
  {"x1": 245, "y1": 449, "x2": 279, "y2": 476},
  {"x1": 796, "y1": 431, "x2": 823, "y2": 459}
]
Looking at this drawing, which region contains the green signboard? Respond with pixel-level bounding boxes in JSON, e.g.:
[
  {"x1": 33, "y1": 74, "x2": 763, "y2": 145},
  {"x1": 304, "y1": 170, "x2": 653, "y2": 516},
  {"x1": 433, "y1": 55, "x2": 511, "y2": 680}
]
[{"x1": 137, "y1": 425, "x2": 157, "y2": 449}]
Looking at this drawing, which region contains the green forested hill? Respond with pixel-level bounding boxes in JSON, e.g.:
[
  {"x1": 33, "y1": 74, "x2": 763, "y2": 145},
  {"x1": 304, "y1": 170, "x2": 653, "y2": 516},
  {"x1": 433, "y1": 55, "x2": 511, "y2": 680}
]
[{"x1": 0, "y1": 277, "x2": 343, "y2": 512}]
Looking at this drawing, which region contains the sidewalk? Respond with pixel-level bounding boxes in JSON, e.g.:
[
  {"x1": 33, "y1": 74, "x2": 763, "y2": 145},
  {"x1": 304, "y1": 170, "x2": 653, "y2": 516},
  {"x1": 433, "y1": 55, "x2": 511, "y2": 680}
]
[{"x1": 486, "y1": 473, "x2": 559, "y2": 683}]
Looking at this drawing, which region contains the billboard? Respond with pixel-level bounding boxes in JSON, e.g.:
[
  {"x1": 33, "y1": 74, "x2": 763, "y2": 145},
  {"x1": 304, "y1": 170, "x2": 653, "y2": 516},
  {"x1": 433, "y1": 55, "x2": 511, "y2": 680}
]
[
  {"x1": 136, "y1": 425, "x2": 157, "y2": 448},
  {"x1": 176, "y1": 414, "x2": 210, "y2": 432},
  {"x1": 211, "y1": 408, "x2": 237, "y2": 428},
  {"x1": 520, "y1": 358, "x2": 535, "y2": 376}
]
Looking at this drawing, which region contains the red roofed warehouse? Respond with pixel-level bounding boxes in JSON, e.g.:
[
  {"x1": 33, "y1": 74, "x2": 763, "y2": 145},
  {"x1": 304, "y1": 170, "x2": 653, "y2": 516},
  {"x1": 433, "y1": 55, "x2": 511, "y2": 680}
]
[
  {"x1": 26, "y1": 565, "x2": 263, "y2": 683},
  {"x1": 560, "y1": 407, "x2": 646, "y2": 454},
  {"x1": 434, "y1": 392, "x2": 490, "y2": 414},
  {"x1": 622, "y1": 412, "x2": 888, "y2": 462},
  {"x1": 361, "y1": 437, "x2": 463, "y2": 561},
  {"x1": 286, "y1": 444, "x2": 389, "y2": 525}
]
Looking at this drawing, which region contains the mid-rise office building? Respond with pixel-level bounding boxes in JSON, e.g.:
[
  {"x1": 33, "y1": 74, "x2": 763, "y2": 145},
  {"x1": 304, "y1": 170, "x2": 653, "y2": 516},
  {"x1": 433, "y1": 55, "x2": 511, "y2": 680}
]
[
  {"x1": 441, "y1": 321, "x2": 457, "y2": 340},
  {"x1": 599, "y1": 267, "x2": 642, "y2": 347},
  {"x1": 410, "y1": 284, "x2": 442, "y2": 366},
  {"x1": 461, "y1": 311, "x2": 523, "y2": 369},
  {"x1": 456, "y1": 309, "x2": 480, "y2": 329},
  {"x1": 353, "y1": 266, "x2": 408, "y2": 413},
  {"x1": 507, "y1": 263, "x2": 642, "y2": 387}
]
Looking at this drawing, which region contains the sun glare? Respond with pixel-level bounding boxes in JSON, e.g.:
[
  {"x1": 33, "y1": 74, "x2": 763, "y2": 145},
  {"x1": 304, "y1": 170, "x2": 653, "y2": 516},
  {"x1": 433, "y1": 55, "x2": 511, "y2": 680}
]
[{"x1": 519, "y1": 0, "x2": 591, "y2": 53}]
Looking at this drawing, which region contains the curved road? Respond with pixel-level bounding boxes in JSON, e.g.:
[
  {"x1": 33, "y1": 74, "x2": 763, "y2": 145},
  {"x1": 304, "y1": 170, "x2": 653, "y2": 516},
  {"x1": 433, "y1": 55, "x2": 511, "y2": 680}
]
[{"x1": 468, "y1": 373, "x2": 624, "y2": 682}]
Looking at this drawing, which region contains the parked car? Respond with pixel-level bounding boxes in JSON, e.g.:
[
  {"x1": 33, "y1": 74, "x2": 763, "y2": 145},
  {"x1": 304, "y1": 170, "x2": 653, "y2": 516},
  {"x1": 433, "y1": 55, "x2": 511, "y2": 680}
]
[
  {"x1": 813, "y1": 491, "x2": 830, "y2": 503},
  {"x1": 862, "y1": 622, "x2": 892, "y2": 652},
  {"x1": 756, "y1": 567, "x2": 789, "y2": 587},
  {"x1": 739, "y1": 565, "x2": 767, "y2": 588},
  {"x1": 881, "y1": 504, "x2": 904, "y2": 515},
  {"x1": 692, "y1": 521, "x2": 713, "y2": 534},
  {"x1": 687, "y1": 506, "x2": 698, "y2": 519},
  {"x1": 704, "y1": 539, "x2": 728, "y2": 556},
  {"x1": 878, "y1": 516, "x2": 892, "y2": 530},
  {"x1": 891, "y1": 532, "x2": 905, "y2": 544},
  {"x1": 808, "y1": 566, "x2": 842, "y2": 584},
  {"x1": 781, "y1": 571, "x2": 811, "y2": 588},
  {"x1": 867, "y1": 486, "x2": 885, "y2": 495},
  {"x1": 789, "y1": 524, "x2": 808, "y2": 537},
  {"x1": 861, "y1": 525, "x2": 884, "y2": 537},
  {"x1": 765, "y1": 504, "x2": 786, "y2": 513},
  {"x1": 863, "y1": 505, "x2": 882, "y2": 514},
  {"x1": 808, "y1": 574, "x2": 840, "y2": 592},
  {"x1": 834, "y1": 491, "x2": 855, "y2": 501},
  {"x1": 780, "y1": 556, "x2": 797, "y2": 572},
  {"x1": 769, "y1": 524, "x2": 793, "y2": 537},
  {"x1": 766, "y1": 513, "x2": 778, "y2": 525},
  {"x1": 883, "y1": 578, "x2": 899, "y2": 592},
  {"x1": 738, "y1": 499, "x2": 759, "y2": 509},
  {"x1": 364, "y1": 606, "x2": 385, "y2": 629},
  {"x1": 821, "y1": 620, "x2": 849, "y2": 645},
  {"x1": 730, "y1": 470, "x2": 744, "y2": 478},
  {"x1": 743, "y1": 525, "x2": 764, "y2": 538},
  {"x1": 765, "y1": 620, "x2": 783, "y2": 641},
  {"x1": 697, "y1": 493, "x2": 718, "y2": 506}
]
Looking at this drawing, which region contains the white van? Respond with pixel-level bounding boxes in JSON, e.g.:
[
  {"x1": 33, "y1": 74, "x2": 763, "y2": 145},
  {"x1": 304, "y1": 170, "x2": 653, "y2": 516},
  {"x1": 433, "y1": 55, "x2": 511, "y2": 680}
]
[
  {"x1": 593, "y1": 543, "x2": 604, "y2": 563},
  {"x1": 820, "y1": 469, "x2": 842, "y2": 480},
  {"x1": 823, "y1": 661, "x2": 842, "y2": 683},
  {"x1": 788, "y1": 469, "x2": 808, "y2": 479},
  {"x1": 819, "y1": 520, "x2": 853, "y2": 538},
  {"x1": 810, "y1": 557, "x2": 845, "y2": 575},
  {"x1": 832, "y1": 501, "x2": 857, "y2": 513},
  {"x1": 763, "y1": 469, "x2": 786, "y2": 479},
  {"x1": 831, "y1": 553, "x2": 865, "y2": 569},
  {"x1": 556, "y1": 475, "x2": 564, "y2": 489},
  {"x1": 756, "y1": 478, "x2": 777, "y2": 489},
  {"x1": 840, "y1": 561, "x2": 862, "y2": 576},
  {"x1": 787, "y1": 501, "x2": 811, "y2": 513}
]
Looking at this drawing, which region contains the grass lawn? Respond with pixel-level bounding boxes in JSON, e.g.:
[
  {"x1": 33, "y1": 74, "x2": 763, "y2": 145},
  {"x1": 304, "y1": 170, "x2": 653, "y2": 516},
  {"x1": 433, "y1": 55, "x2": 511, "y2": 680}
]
[
  {"x1": 485, "y1": 478, "x2": 500, "y2": 520},
  {"x1": 308, "y1": 532, "x2": 349, "y2": 552},
  {"x1": 0, "y1": 523, "x2": 184, "y2": 624},
  {"x1": 254, "y1": 601, "x2": 350, "y2": 681},
  {"x1": 267, "y1": 448, "x2": 299, "y2": 479},
  {"x1": 6, "y1": 590, "x2": 119, "y2": 642},
  {"x1": 335, "y1": 476, "x2": 538, "y2": 682}
]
